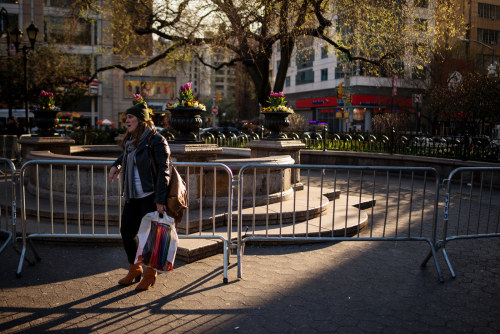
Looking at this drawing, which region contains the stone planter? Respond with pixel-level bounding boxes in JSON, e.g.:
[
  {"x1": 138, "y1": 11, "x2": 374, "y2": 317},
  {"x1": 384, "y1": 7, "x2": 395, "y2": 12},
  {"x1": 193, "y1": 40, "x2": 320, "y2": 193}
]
[
  {"x1": 262, "y1": 111, "x2": 293, "y2": 140},
  {"x1": 33, "y1": 110, "x2": 58, "y2": 136},
  {"x1": 168, "y1": 107, "x2": 203, "y2": 142}
]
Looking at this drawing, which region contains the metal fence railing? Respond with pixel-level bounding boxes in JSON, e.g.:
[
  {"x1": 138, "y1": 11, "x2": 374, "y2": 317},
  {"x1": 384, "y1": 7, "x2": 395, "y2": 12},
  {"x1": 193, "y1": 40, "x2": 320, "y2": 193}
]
[
  {"x1": 0, "y1": 158, "x2": 17, "y2": 256},
  {"x1": 198, "y1": 131, "x2": 500, "y2": 163},
  {"x1": 236, "y1": 164, "x2": 444, "y2": 281},
  {"x1": 424, "y1": 167, "x2": 500, "y2": 278},
  {"x1": 15, "y1": 159, "x2": 235, "y2": 283},
  {"x1": 0, "y1": 135, "x2": 20, "y2": 162},
  {"x1": 6, "y1": 156, "x2": 499, "y2": 283}
]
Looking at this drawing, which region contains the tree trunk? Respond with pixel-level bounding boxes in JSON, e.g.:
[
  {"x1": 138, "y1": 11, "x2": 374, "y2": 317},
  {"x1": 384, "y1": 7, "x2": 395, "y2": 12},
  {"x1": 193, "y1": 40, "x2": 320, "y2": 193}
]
[{"x1": 245, "y1": 57, "x2": 272, "y2": 108}]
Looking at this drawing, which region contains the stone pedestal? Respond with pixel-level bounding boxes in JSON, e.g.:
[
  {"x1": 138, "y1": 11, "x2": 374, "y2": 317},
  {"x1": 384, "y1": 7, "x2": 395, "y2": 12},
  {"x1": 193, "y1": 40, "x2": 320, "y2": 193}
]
[
  {"x1": 168, "y1": 143, "x2": 222, "y2": 210},
  {"x1": 246, "y1": 139, "x2": 305, "y2": 187},
  {"x1": 19, "y1": 136, "x2": 75, "y2": 160},
  {"x1": 169, "y1": 143, "x2": 222, "y2": 162}
]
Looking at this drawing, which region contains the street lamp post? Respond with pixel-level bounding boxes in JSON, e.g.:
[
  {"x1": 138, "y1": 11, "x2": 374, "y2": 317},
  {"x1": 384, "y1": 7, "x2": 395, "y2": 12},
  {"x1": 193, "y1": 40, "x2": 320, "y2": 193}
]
[
  {"x1": 1, "y1": 7, "x2": 14, "y2": 118},
  {"x1": 462, "y1": 38, "x2": 496, "y2": 74},
  {"x1": 10, "y1": 22, "x2": 38, "y2": 134}
]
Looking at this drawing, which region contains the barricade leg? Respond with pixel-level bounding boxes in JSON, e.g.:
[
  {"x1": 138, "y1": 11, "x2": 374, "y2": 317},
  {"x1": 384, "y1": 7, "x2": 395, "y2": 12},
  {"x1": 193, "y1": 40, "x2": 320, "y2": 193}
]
[
  {"x1": 16, "y1": 245, "x2": 27, "y2": 278},
  {"x1": 223, "y1": 239, "x2": 228, "y2": 284},
  {"x1": 441, "y1": 246, "x2": 456, "y2": 279},
  {"x1": 421, "y1": 240, "x2": 445, "y2": 283},
  {"x1": 27, "y1": 237, "x2": 41, "y2": 261},
  {"x1": 237, "y1": 243, "x2": 242, "y2": 279},
  {"x1": 0, "y1": 230, "x2": 12, "y2": 255},
  {"x1": 16, "y1": 237, "x2": 40, "y2": 277}
]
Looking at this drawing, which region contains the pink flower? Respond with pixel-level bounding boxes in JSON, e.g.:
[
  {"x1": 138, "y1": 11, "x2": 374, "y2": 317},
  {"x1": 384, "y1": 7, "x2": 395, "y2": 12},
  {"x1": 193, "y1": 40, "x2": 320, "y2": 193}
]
[
  {"x1": 39, "y1": 90, "x2": 53, "y2": 98},
  {"x1": 132, "y1": 94, "x2": 144, "y2": 105},
  {"x1": 270, "y1": 91, "x2": 285, "y2": 98},
  {"x1": 180, "y1": 82, "x2": 193, "y2": 93}
]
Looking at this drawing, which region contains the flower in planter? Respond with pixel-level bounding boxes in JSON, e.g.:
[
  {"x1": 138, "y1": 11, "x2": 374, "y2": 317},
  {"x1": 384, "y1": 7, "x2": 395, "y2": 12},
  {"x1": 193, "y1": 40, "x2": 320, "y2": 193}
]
[
  {"x1": 35, "y1": 90, "x2": 58, "y2": 111},
  {"x1": 132, "y1": 93, "x2": 145, "y2": 105},
  {"x1": 262, "y1": 91, "x2": 294, "y2": 113},
  {"x1": 167, "y1": 82, "x2": 206, "y2": 111}
]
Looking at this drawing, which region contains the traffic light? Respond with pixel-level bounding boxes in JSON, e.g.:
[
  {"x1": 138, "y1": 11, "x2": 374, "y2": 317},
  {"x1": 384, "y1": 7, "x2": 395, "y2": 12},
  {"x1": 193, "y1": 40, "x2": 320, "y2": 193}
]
[
  {"x1": 337, "y1": 83, "x2": 343, "y2": 99},
  {"x1": 347, "y1": 94, "x2": 352, "y2": 104},
  {"x1": 217, "y1": 92, "x2": 222, "y2": 102}
]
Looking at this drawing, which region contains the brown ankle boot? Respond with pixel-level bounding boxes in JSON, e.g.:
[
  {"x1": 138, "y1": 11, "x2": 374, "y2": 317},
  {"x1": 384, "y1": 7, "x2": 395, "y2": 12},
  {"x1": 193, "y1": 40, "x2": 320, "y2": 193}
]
[
  {"x1": 118, "y1": 264, "x2": 143, "y2": 286},
  {"x1": 135, "y1": 267, "x2": 157, "y2": 291}
]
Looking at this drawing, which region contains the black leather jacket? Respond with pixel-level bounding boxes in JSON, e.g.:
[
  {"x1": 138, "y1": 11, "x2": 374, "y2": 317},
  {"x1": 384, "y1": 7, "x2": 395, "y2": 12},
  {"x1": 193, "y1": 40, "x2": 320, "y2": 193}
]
[{"x1": 113, "y1": 131, "x2": 171, "y2": 204}]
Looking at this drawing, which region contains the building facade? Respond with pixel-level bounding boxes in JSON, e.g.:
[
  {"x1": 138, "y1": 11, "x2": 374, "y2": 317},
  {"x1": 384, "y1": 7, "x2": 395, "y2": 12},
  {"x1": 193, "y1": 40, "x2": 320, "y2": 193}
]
[
  {"x1": 270, "y1": 2, "x2": 436, "y2": 134},
  {"x1": 462, "y1": 0, "x2": 499, "y2": 69},
  {"x1": 0, "y1": 0, "x2": 236, "y2": 129}
]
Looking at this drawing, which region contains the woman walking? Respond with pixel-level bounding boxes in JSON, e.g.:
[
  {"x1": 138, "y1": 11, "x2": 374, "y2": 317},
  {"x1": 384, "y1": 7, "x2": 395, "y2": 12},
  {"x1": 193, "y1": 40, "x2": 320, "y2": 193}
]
[{"x1": 109, "y1": 95, "x2": 170, "y2": 291}]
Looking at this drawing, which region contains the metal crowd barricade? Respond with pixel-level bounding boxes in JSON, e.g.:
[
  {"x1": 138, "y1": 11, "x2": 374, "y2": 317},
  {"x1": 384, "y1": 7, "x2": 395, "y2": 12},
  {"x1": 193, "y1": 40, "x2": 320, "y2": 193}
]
[
  {"x1": 16, "y1": 159, "x2": 235, "y2": 283},
  {"x1": 0, "y1": 157, "x2": 17, "y2": 255},
  {"x1": 17, "y1": 159, "x2": 122, "y2": 277},
  {"x1": 172, "y1": 162, "x2": 235, "y2": 284},
  {"x1": 236, "y1": 164, "x2": 444, "y2": 282},
  {"x1": 431, "y1": 167, "x2": 500, "y2": 278},
  {"x1": 0, "y1": 135, "x2": 20, "y2": 161}
]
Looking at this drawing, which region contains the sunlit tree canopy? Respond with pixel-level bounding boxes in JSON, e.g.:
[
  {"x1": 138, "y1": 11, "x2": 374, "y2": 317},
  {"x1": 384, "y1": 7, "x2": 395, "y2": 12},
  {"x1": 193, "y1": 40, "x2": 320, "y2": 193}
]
[{"x1": 87, "y1": 0, "x2": 464, "y2": 106}]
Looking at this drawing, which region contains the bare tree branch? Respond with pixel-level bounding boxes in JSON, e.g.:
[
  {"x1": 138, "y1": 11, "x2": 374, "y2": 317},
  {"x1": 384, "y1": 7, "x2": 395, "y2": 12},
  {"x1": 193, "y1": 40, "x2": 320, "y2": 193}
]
[
  {"x1": 87, "y1": 42, "x2": 183, "y2": 83},
  {"x1": 195, "y1": 53, "x2": 243, "y2": 70}
]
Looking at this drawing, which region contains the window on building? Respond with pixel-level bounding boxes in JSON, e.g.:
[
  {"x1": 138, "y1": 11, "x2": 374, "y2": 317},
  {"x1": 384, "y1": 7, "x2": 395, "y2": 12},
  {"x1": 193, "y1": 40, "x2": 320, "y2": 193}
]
[
  {"x1": 321, "y1": 68, "x2": 328, "y2": 81},
  {"x1": 476, "y1": 53, "x2": 499, "y2": 70},
  {"x1": 3, "y1": 13, "x2": 18, "y2": 33},
  {"x1": 71, "y1": 54, "x2": 93, "y2": 76},
  {"x1": 277, "y1": 60, "x2": 281, "y2": 70},
  {"x1": 414, "y1": 0, "x2": 429, "y2": 8},
  {"x1": 286, "y1": 76, "x2": 291, "y2": 87},
  {"x1": 297, "y1": 35, "x2": 314, "y2": 49},
  {"x1": 276, "y1": 41, "x2": 281, "y2": 52},
  {"x1": 44, "y1": 16, "x2": 92, "y2": 45},
  {"x1": 477, "y1": 28, "x2": 499, "y2": 45},
  {"x1": 478, "y1": 3, "x2": 500, "y2": 20},
  {"x1": 335, "y1": 66, "x2": 343, "y2": 79},
  {"x1": 296, "y1": 49, "x2": 315, "y2": 69},
  {"x1": 44, "y1": 0, "x2": 73, "y2": 7},
  {"x1": 296, "y1": 69, "x2": 314, "y2": 85},
  {"x1": 215, "y1": 77, "x2": 224, "y2": 83},
  {"x1": 321, "y1": 46, "x2": 328, "y2": 58}
]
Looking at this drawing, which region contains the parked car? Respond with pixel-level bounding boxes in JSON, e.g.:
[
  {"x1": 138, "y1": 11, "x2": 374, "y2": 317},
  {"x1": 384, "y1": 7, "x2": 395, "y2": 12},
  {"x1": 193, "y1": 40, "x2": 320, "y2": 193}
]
[{"x1": 471, "y1": 136, "x2": 491, "y2": 148}]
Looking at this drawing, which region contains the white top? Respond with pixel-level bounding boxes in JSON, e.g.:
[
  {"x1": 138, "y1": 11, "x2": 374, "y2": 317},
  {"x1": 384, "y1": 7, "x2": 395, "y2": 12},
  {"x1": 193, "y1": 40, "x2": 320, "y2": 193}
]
[{"x1": 133, "y1": 158, "x2": 154, "y2": 199}]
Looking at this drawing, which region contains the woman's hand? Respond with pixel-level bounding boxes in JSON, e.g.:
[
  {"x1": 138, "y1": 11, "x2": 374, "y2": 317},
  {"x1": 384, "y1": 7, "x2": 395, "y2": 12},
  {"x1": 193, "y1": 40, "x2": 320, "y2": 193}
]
[
  {"x1": 156, "y1": 203, "x2": 166, "y2": 215},
  {"x1": 109, "y1": 166, "x2": 119, "y2": 183}
]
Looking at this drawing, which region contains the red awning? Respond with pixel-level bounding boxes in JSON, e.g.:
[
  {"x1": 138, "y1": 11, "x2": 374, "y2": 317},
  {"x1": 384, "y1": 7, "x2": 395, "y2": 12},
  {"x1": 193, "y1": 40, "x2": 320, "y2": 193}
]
[{"x1": 295, "y1": 94, "x2": 413, "y2": 109}]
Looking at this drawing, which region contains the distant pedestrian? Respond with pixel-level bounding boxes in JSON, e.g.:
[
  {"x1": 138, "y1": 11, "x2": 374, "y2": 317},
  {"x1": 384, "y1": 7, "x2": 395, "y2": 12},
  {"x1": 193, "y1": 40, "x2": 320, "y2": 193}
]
[
  {"x1": 6, "y1": 116, "x2": 21, "y2": 137},
  {"x1": 108, "y1": 95, "x2": 171, "y2": 291}
]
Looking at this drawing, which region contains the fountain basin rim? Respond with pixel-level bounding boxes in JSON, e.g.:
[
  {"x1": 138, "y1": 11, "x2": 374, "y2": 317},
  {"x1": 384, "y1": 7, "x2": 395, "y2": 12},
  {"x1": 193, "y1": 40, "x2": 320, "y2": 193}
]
[
  {"x1": 27, "y1": 150, "x2": 115, "y2": 162},
  {"x1": 215, "y1": 154, "x2": 295, "y2": 171}
]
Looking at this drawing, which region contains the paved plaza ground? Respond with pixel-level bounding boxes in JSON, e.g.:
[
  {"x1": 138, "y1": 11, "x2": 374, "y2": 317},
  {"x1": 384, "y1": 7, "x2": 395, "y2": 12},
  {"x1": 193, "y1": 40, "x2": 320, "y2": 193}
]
[{"x1": 0, "y1": 235, "x2": 499, "y2": 333}]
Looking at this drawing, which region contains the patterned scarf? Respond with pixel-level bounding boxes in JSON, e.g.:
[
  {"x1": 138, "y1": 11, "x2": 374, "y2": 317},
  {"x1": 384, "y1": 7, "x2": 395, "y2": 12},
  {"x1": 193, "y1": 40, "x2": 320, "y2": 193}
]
[{"x1": 123, "y1": 127, "x2": 152, "y2": 200}]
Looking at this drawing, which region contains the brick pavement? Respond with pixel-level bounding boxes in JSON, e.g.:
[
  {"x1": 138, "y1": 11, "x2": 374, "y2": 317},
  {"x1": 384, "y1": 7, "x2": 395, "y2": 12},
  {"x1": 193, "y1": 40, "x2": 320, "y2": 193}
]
[{"x1": 0, "y1": 236, "x2": 499, "y2": 333}]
